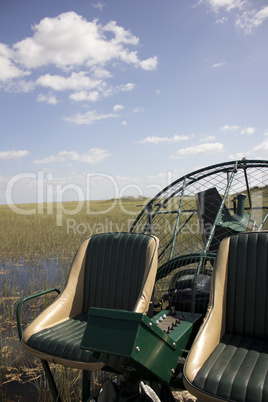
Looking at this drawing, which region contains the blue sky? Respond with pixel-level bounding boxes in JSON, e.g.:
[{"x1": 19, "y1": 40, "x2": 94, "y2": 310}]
[{"x1": 1, "y1": 0, "x2": 268, "y2": 205}]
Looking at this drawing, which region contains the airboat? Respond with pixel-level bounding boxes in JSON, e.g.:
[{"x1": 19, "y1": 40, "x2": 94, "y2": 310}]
[{"x1": 17, "y1": 159, "x2": 268, "y2": 401}]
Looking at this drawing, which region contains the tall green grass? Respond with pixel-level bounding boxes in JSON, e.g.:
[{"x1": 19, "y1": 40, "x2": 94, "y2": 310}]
[{"x1": 0, "y1": 198, "x2": 146, "y2": 259}]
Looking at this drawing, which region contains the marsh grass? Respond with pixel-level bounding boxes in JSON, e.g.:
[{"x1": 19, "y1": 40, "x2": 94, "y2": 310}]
[
  {"x1": 0, "y1": 198, "x2": 146, "y2": 401},
  {"x1": 0, "y1": 198, "x2": 145, "y2": 258}
]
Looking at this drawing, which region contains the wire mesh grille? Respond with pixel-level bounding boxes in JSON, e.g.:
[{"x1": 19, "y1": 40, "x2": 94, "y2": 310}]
[{"x1": 131, "y1": 160, "x2": 268, "y2": 313}]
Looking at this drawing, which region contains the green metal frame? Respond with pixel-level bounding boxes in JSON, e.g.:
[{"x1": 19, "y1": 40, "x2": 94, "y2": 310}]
[
  {"x1": 16, "y1": 288, "x2": 61, "y2": 341},
  {"x1": 169, "y1": 176, "x2": 187, "y2": 260},
  {"x1": 131, "y1": 160, "x2": 268, "y2": 317},
  {"x1": 16, "y1": 288, "x2": 62, "y2": 401},
  {"x1": 131, "y1": 160, "x2": 268, "y2": 261},
  {"x1": 155, "y1": 252, "x2": 216, "y2": 282}
]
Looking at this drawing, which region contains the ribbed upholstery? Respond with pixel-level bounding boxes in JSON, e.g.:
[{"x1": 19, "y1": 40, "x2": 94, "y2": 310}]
[
  {"x1": 83, "y1": 232, "x2": 153, "y2": 313},
  {"x1": 193, "y1": 334, "x2": 268, "y2": 402},
  {"x1": 27, "y1": 314, "x2": 99, "y2": 363},
  {"x1": 22, "y1": 232, "x2": 158, "y2": 369},
  {"x1": 184, "y1": 232, "x2": 268, "y2": 402},
  {"x1": 226, "y1": 232, "x2": 268, "y2": 338}
]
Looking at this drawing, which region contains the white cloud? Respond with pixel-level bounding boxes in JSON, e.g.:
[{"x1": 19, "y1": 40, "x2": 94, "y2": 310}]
[
  {"x1": 117, "y1": 83, "x2": 136, "y2": 92},
  {"x1": 113, "y1": 104, "x2": 124, "y2": 112},
  {"x1": 63, "y1": 109, "x2": 118, "y2": 125},
  {"x1": 0, "y1": 149, "x2": 29, "y2": 160},
  {"x1": 171, "y1": 142, "x2": 223, "y2": 158},
  {"x1": 92, "y1": 67, "x2": 112, "y2": 79},
  {"x1": 202, "y1": 1, "x2": 268, "y2": 34},
  {"x1": 100, "y1": 82, "x2": 135, "y2": 99},
  {"x1": 229, "y1": 135, "x2": 266, "y2": 160},
  {"x1": 240, "y1": 126, "x2": 255, "y2": 135},
  {"x1": 0, "y1": 44, "x2": 30, "y2": 82},
  {"x1": 13, "y1": 13, "x2": 148, "y2": 69},
  {"x1": 139, "y1": 56, "x2": 158, "y2": 70},
  {"x1": 221, "y1": 125, "x2": 240, "y2": 131},
  {"x1": 221, "y1": 124, "x2": 255, "y2": 135},
  {"x1": 200, "y1": 135, "x2": 216, "y2": 142},
  {"x1": 203, "y1": 0, "x2": 246, "y2": 13},
  {"x1": 33, "y1": 148, "x2": 111, "y2": 165},
  {"x1": 37, "y1": 93, "x2": 59, "y2": 104},
  {"x1": 92, "y1": 2, "x2": 106, "y2": 10},
  {"x1": 215, "y1": 16, "x2": 228, "y2": 24},
  {"x1": 133, "y1": 106, "x2": 145, "y2": 113},
  {"x1": 229, "y1": 152, "x2": 250, "y2": 159},
  {"x1": 1, "y1": 12, "x2": 157, "y2": 107},
  {"x1": 69, "y1": 90, "x2": 100, "y2": 102},
  {"x1": 256, "y1": 6, "x2": 268, "y2": 25},
  {"x1": 121, "y1": 121, "x2": 128, "y2": 125},
  {"x1": 236, "y1": 6, "x2": 268, "y2": 34},
  {"x1": 0, "y1": 55, "x2": 28, "y2": 82},
  {"x1": 253, "y1": 139, "x2": 268, "y2": 154},
  {"x1": 36, "y1": 72, "x2": 101, "y2": 91},
  {"x1": 211, "y1": 60, "x2": 226, "y2": 68},
  {"x1": 140, "y1": 134, "x2": 190, "y2": 144},
  {"x1": 6, "y1": 79, "x2": 36, "y2": 93}
]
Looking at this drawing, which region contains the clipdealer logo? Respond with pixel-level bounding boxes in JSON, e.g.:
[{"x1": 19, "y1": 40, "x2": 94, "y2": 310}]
[
  {"x1": 5, "y1": 171, "x2": 169, "y2": 227},
  {"x1": 5, "y1": 171, "x2": 264, "y2": 233}
]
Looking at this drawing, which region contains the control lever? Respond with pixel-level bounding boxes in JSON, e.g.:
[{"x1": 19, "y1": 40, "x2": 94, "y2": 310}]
[
  {"x1": 169, "y1": 305, "x2": 176, "y2": 316},
  {"x1": 167, "y1": 286, "x2": 177, "y2": 316}
]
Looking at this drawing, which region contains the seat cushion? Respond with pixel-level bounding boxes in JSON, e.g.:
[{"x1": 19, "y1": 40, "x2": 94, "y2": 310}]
[
  {"x1": 26, "y1": 314, "x2": 99, "y2": 364},
  {"x1": 226, "y1": 232, "x2": 268, "y2": 338},
  {"x1": 192, "y1": 333, "x2": 268, "y2": 402},
  {"x1": 83, "y1": 232, "x2": 155, "y2": 313}
]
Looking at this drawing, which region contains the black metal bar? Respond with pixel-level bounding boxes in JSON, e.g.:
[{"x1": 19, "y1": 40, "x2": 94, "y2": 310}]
[
  {"x1": 243, "y1": 166, "x2": 252, "y2": 209},
  {"x1": 41, "y1": 360, "x2": 62, "y2": 402},
  {"x1": 82, "y1": 370, "x2": 91, "y2": 402}
]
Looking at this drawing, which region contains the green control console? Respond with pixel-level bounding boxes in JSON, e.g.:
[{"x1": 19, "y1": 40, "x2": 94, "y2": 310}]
[{"x1": 81, "y1": 307, "x2": 202, "y2": 384}]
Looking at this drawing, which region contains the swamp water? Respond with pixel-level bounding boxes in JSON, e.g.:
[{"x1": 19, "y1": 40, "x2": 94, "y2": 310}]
[{"x1": 0, "y1": 255, "x2": 83, "y2": 401}]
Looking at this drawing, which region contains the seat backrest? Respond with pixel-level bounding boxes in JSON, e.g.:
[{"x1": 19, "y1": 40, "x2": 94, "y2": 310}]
[
  {"x1": 82, "y1": 232, "x2": 158, "y2": 314},
  {"x1": 226, "y1": 231, "x2": 268, "y2": 339}
]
